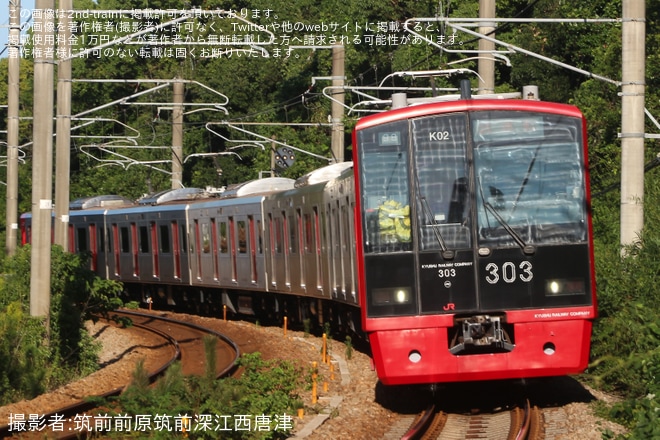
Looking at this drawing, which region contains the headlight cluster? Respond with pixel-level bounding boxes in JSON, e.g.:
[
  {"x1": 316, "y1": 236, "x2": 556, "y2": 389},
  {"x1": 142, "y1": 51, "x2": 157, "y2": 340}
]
[
  {"x1": 372, "y1": 287, "x2": 412, "y2": 305},
  {"x1": 545, "y1": 278, "x2": 585, "y2": 296}
]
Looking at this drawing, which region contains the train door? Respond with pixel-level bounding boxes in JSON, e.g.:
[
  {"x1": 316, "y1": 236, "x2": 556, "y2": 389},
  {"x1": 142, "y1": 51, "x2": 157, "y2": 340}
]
[
  {"x1": 171, "y1": 221, "x2": 181, "y2": 280},
  {"x1": 131, "y1": 223, "x2": 140, "y2": 277},
  {"x1": 68, "y1": 224, "x2": 75, "y2": 253},
  {"x1": 339, "y1": 199, "x2": 352, "y2": 300},
  {"x1": 218, "y1": 219, "x2": 231, "y2": 284},
  {"x1": 313, "y1": 207, "x2": 324, "y2": 292},
  {"x1": 290, "y1": 208, "x2": 307, "y2": 292},
  {"x1": 211, "y1": 218, "x2": 219, "y2": 281},
  {"x1": 229, "y1": 217, "x2": 238, "y2": 283},
  {"x1": 150, "y1": 222, "x2": 159, "y2": 279},
  {"x1": 268, "y1": 213, "x2": 278, "y2": 288},
  {"x1": 342, "y1": 196, "x2": 357, "y2": 303},
  {"x1": 233, "y1": 216, "x2": 256, "y2": 287},
  {"x1": 89, "y1": 223, "x2": 98, "y2": 272},
  {"x1": 249, "y1": 215, "x2": 259, "y2": 285},
  {"x1": 112, "y1": 224, "x2": 121, "y2": 277},
  {"x1": 330, "y1": 201, "x2": 340, "y2": 298},
  {"x1": 270, "y1": 211, "x2": 289, "y2": 291}
]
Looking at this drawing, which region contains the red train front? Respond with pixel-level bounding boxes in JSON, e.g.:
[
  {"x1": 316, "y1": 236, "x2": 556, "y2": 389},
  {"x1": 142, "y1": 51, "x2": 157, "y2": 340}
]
[{"x1": 353, "y1": 97, "x2": 597, "y2": 385}]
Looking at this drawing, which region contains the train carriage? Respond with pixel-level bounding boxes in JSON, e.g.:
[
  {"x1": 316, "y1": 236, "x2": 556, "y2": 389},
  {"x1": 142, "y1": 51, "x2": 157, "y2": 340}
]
[{"x1": 353, "y1": 97, "x2": 597, "y2": 385}]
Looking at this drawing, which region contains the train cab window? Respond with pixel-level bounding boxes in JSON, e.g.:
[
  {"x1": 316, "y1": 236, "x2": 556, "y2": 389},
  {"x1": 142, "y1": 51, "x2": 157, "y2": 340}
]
[
  {"x1": 357, "y1": 120, "x2": 412, "y2": 253},
  {"x1": 159, "y1": 225, "x2": 170, "y2": 253},
  {"x1": 411, "y1": 113, "x2": 471, "y2": 251},
  {"x1": 120, "y1": 227, "x2": 130, "y2": 253},
  {"x1": 219, "y1": 221, "x2": 229, "y2": 253},
  {"x1": 77, "y1": 227, "x2": 88, "y2": 252},
  {"x1": 139, "y1": 226, "x2": 149, "y2": 253}
]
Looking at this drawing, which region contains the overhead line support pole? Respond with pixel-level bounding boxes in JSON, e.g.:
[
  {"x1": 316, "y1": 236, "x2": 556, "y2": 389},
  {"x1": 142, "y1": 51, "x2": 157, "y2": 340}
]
[
  {"x1": 55, "y1": 0, "x2": 72, "y2": 250},
  {"x1": 6, "y1": 0, "x2": 21, "y2": 256},
  {"x1": 620, "y1": 0, "x2": 646, "y2": 252},
  {"x1": 30, "y1": 0, "x2": 55, "y2": 321},
  {"x1": 478, "y1": 0, "x2": 496, "y2": 94},
  {"x1": 172, "y1": 80, "x2": 184, "y2": 189},
  {"x1": 331, "y1": 45, "x2": 345, "y2": 163}
]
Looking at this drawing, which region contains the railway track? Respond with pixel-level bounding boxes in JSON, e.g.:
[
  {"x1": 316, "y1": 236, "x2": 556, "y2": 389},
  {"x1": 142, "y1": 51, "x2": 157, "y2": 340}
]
[
  {"x1": 0, "y1": 309, "x2": 240, "y2": 439},
  {"x1": 384, "y1": 400, "x2": 544, "y2": 440}
]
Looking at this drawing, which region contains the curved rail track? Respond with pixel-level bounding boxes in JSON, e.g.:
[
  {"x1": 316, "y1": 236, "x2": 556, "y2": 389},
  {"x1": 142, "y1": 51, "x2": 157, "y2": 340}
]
[
  {"x1": 385, "y1": 400, "x2": 544, "y2": 440},
  {"x1": 0, "y1": 309, "x2": 240, "y2": 439}
]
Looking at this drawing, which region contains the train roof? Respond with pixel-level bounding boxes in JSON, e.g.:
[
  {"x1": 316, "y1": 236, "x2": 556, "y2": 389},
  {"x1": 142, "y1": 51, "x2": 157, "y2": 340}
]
[
  {"x1": 137, "y1": 187, "x2": 207, "y2": 205},
  {"x1": 219, "y1": 177, "x2": 295, "y2": 198},
  {"x1": 70, "y1": 195, "x2": 135, "y2": 210},
  {"x1": 355, "y1": 99, "x2": 584, "y2": 131},
  {"x1": 294, "y1": 162, "x2": 353, "y2": 187}
]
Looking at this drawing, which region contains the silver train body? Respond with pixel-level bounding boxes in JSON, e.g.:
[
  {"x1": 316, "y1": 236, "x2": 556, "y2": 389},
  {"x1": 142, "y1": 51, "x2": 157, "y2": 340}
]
[{"x1": 22, "y1": 162, "x2": 360, "y2": 328}]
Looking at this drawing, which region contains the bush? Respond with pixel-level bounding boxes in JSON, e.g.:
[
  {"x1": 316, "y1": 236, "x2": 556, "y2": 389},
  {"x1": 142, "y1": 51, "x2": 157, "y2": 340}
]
[
  {"x1": 113, "y1": 352, "x2": 306, "y2": 439},
  {"x1": 590, "y1": 178, "x2": 660, "y2": 438},
  {"x1": 0, "y1": 245, "x2": 124, "y2": 404}
]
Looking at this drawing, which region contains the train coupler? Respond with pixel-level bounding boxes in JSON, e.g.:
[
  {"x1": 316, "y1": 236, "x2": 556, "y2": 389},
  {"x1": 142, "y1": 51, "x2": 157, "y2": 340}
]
[{"x1": 449, "y1": 315, "x2": 515, "y2": 354}]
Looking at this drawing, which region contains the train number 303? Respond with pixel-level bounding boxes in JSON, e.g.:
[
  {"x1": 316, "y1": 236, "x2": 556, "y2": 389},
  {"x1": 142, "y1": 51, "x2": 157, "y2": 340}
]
[{"x1": 485, "y1": 261, "x2": 533, "y2": 284}]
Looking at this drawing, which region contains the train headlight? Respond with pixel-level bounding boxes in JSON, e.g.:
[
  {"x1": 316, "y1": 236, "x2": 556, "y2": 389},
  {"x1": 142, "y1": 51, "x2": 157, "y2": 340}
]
[
  {"x1": 372, "y1": 287, "x2": 412, "y2": 305},
  {"x1": 545, "y1": 279, "x2": 586, "y2": 296}
]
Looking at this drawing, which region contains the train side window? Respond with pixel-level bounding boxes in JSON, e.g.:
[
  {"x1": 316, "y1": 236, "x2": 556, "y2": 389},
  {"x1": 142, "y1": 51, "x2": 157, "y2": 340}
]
[
  {"x1": 98, "y1": 226, "x2": 105, "y2": 252},
  {"x1": 77, "y1": 227, "x2": 88, "y2": 252},
  {"x1": 105, "y1": 227, "x2": 111, "y2": 252},
  {"x1": 190, "y1": 223, "x2": 196, "y2": 254},
  {"x1": 139, "y1": 225, "x2": 149, "y2": 253},
  {"x1": 160, "y1": 224, "x2": 170, "y2": 253},
  {"x1": 201, "y1": 222, "x2": 211, "y2": 253},
  {"x1": 256, "y1": 219, "x2": 263, "y2": 254},
  {"x1": 304, "y1": 212, "x2": 313, "y2": 254},
  {"x1": 274, "y1": 216, "x2": 283, "y2": 254},
  {"x1": 288, "y1": 214, "x2": 297, "y2": 254},
  {"x1": 219, "y1": 221, "x2": 228, "y2": 253},
  {"x1": 120, "y1": 226, "x2": 130, "y2": 253},
  {"x1": 237, "y1": 220, "x2": 247, "y2": 253},
  {"x1": 180, "y1": 224, "x2": 187, "y2": 253}
]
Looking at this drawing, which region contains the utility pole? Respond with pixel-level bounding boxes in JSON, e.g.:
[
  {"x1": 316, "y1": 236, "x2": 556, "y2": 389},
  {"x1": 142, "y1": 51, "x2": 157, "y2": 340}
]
[
  {"x1": 331, "y1": 45, "x2": 345, "y2": 162},
  {"x1": 620, "y1": 0, "x2": 646, "y2": 252},
  {"x1": 6, "y1": 0, "x2": 21, "y2": 256},
  {"x1": 172, "y1": 80, "x2": 184, "y2": 189},
  {"x1": 478, "y1": 0, "x2": 496, "y2": 94},
  {"x1": 54, "y1": 0, "x2": 72, "y2": 250},
  {"x1": 30, "y1": 0, "x2": 55, "y2": 319}
]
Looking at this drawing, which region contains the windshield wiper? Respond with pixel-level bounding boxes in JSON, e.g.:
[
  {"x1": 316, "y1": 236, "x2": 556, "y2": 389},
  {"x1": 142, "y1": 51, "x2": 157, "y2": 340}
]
[
  {"x1": 483, "y1": 201, "x2": 536, "y2": 255},
  {"x1": 419, "y1": 195, "x2": 455, "y2": 260},
  {"x1": 412, "y1": 169, "x2": 455, "y2": 260}
]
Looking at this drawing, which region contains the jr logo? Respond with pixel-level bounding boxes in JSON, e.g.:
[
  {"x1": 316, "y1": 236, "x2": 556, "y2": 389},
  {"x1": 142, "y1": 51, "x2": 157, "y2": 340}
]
[{"x1": 443, "y1": 303, "x2": 456, "y2": 311}]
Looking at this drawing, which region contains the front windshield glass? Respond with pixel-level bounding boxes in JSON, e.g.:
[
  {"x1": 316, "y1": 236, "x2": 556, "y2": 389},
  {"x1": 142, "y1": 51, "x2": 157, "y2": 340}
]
[
  {"x1": 472, "y1": 111, "x2": 587, "y2": 247},
  {"x1": 411, "y1": 113, "x2": 471, "y2": 251},
  {"x1": 358, "y1": 120, "x2": 412, "y2": 253}
]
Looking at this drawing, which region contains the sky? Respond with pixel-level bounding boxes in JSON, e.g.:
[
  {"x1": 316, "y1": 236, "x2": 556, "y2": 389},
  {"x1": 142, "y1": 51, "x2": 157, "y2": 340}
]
[{"x1": 0, "y1": 1, "x2": 36, "y2": 57}]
